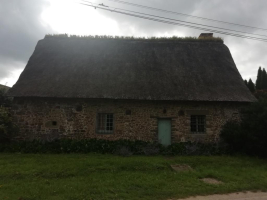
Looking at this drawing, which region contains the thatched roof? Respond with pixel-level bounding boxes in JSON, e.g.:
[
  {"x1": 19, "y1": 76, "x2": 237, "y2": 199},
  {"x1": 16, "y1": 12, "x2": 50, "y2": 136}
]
[{"x1": 8, "y1": 36, "x2": 256, "y2": 102}]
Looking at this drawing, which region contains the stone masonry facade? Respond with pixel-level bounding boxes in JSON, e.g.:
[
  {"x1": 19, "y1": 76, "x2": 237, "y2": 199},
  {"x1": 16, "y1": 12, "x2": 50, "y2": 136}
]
[{"x1": 12, "y1": 98, "x2": 244, "y2": 143}]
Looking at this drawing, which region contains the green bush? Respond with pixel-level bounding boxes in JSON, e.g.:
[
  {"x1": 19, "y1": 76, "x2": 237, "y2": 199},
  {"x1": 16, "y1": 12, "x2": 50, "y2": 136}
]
[
  {"x1": 0, "y1": 89, "x2": 11, "y2": 107},
  {"x1": 254, "y1": 90, "x2": 267, "y2": 99},
  {"x1": 220, "y1": 121, "x2": 245, "y2": 153},
  {"x1": 221, "y1": 99, "x2": 267, "y2": 157},
  {"x1": 0, "y1": 89, "x2": 17, "y2": 143},
  {"x1": 0, "y1": 139, "x2": 225, "y2": 155},
  {"x1": 0, "y1": 107, "x2": 18, "y2": 143}
]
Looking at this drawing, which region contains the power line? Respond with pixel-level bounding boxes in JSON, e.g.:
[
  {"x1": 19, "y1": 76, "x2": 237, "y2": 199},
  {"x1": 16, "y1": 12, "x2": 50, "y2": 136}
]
[
  {"x1": 80, "y1": 2, "x2": 267, "y2": 42},
  {"x1": 81, "y1": 0, "x2": 267, "y2": 38},
  {"x1": 106, "y1": 0, "x2": 267, "y2": 31}
]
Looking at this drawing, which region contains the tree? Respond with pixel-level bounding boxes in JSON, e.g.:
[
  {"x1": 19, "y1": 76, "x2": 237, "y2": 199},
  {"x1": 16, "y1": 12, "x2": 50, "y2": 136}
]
[
  {"x1": 0, "y1": 107, "x2": 18, "y2": 143},
  {"x1": 247, "y1": 79, "x2": 255, "y2": 93},
  {"x1": 221, "y1": 99, "x2": 267, "y2": 157},
  {"x1": 256, "y1": 67, "x2": 263, "y2": 90},
  {"x1": 0, "y1": 89, "x2": 11, "y2": 107},
  {"x1": 244, "y1": 79, "x2": 248, "y2": 86},
  {"x1": 262, "y1": 68, "x2": 267, "y2": 90},
  {"x1": 0, "y1": 89, "x2": 17, "y2": 143}
]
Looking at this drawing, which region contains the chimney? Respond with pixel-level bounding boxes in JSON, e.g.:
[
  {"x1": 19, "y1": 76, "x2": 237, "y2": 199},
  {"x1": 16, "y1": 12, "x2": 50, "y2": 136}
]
[{"x1": 198, "y1": 33, "x2": 213, "y2": 39}]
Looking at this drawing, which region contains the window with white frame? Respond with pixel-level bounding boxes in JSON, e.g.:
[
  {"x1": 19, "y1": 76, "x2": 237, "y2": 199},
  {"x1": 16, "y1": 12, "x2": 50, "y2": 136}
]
[
  {"x1": 190, "y1": 115, "x2": 206, "y2": 133},
  {"x1": 97, "y1": 113, "x2": 114, "y2": 134}
]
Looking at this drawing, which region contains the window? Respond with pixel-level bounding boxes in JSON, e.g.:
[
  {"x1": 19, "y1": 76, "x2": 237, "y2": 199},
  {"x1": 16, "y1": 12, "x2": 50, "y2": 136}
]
[
  {"x1": 190, "y1": 115, "x2": 206, "y2": 133},
  {"x1": 97, "y1": 114, "x2": 114, "y2": 134}
]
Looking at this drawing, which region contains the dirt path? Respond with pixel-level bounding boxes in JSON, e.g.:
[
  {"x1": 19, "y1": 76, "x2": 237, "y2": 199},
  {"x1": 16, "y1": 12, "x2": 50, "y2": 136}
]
[{"x1": 176, "y1": 192, "x2": 267, "y2": 200}]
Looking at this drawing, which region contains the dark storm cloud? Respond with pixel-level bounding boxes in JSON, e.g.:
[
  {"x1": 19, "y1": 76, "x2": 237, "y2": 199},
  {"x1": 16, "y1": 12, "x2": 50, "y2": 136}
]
[{"x1": 0, "y1": 0, "x2": 52, "y2": 81}]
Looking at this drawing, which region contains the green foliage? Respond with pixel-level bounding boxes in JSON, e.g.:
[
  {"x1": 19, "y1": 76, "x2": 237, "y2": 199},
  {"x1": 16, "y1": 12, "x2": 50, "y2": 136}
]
[
  {"x1": 1, "y1": 154, "x2": 267, "y2": 200},
  {"x1": 247, "y1": 78, "x2": 255, "y2": 93},
  {"x1": 254, "y1": 90, "x2": 267, "y2": 99},
  {"x1": 0, "y1": 107, "x2": 18, "y2": 143},
  {"x1": 220, "y1": 121, "x2": 247, "y2": 153},
  {"x1": 241, "y1": 99, "x2": 267, "y2": 155},
  {"x1": 0, "y1": 139, "x2": 226, "y2": 155},
  {"x1": 255, "y1": 66, "x2": 267, "y2": 90},
  {"x1": 256, "y1": 67, "x2": 263, "y2": 89},
  {"x1": 0, "y1": 89, "x2": 11, "y2": 107},
  {"x1": 0, "y1": 89, "x2": 17, "y2": 143},
  {"x1": 262, "y1": 68, "x2": 267, "y2": 89},
  {"x1": 244, "y1": 79, "x2": 255, "y2": 93},
  {"x1": 244, "y1": 79, "x2": 248, "y2": 86},
  {"x1": 221, "y1": 99, "x2": 267, "y2": 157}
]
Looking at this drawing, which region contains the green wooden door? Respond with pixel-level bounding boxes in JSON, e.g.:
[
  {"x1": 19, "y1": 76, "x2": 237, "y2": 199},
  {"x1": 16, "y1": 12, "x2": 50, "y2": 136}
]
[{"x1": 158, "y1": 119, "x2": 171, "y2": 146}]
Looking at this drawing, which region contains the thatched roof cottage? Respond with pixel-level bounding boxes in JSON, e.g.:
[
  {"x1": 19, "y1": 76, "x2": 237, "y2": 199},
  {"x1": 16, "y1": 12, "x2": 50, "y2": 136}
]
[{"x1": 8, "y1": 34, "x2": 256, "y2": 144}]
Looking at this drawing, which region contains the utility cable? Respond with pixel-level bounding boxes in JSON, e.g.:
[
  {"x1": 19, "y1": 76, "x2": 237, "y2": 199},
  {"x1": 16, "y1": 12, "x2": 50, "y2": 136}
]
[
  {"x1": 106, "y1": 0, "x2": 267, "y2": 31},
  {"x1": 81, "y1": 0, "x2": 267, "y2": 38},
  {"x1": 80, "y1": 2, "x2": 267, "y2": 42}
]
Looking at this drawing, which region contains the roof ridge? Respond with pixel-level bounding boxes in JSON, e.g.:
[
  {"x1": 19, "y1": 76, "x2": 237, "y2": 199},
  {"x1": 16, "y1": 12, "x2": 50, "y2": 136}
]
[{"x1": 44, "y1": 34, "x2": 224, "y2": 43}]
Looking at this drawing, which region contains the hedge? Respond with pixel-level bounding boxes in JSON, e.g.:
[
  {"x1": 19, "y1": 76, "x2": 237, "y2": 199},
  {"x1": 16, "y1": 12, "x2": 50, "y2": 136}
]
[{"x1": 0, "y1": 139, "x2": 227, "y2": 156}]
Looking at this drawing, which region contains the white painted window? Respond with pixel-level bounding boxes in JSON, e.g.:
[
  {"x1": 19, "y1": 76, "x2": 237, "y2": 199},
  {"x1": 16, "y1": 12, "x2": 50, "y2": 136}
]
[{"x1": 97, "y1": 113, "x2": 114, "y2": 134}]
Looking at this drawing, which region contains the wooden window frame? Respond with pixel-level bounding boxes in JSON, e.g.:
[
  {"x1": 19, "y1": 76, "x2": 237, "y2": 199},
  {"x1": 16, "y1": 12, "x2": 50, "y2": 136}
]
[
  {"x1": 97, "y1": 113, "x2": 114, "y2": 134},
  {"x1": 190, "y1": 115, "x2": 206, "y2": 134}
]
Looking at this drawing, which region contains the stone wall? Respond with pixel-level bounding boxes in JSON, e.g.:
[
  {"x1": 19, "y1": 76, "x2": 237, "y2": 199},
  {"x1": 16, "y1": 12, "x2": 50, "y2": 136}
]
[{"x1": 11, "y1": 98, "x2": 245, "y2": 143}]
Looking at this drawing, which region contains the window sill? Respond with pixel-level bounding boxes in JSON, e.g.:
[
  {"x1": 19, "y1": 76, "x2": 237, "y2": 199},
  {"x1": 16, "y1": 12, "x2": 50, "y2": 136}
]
[
  {"x1": 189, "y1": 132, "x2": 206, "y2": 135},
  {"x1": 96, "y1": 131, "x2": 114, "y2": 135}
]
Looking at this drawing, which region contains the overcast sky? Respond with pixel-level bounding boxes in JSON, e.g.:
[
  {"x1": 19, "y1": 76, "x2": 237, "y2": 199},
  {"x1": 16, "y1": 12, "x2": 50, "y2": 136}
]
[{"x1": 1, "y1": 0, "x2": 267, "y2": 87}]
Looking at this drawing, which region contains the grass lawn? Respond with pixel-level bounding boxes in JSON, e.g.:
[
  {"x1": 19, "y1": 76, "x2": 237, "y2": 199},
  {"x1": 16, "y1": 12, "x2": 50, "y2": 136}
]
[{"x1": 0, "y1": 154, "x2": 267, "y2": 200}]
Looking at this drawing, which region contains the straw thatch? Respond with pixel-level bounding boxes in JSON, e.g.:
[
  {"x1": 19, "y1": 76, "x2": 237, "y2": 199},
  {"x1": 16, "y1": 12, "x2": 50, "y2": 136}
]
[{"x1": 8, "y1": 36, "x2": 256, "y2": 102}]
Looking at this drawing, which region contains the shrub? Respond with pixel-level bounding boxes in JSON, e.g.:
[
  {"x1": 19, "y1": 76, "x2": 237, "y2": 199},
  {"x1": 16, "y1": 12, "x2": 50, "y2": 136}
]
[
  {"x1": 0, "y1": 107, "x2": 18, "y2": 143},
  {"x1": 0, "y1": 139, "x2": 225, "y2": 155},
  {"x1": 0, "y1": 88, "x2": 18, "y2": 143},
  {"x1": 241, "y1": 99, "x2": 267, "y2": 156},
  {"x1": 141, "y1": 144, "x2": 160, "y2": 156},
  {"x1": 113, "y1": 146, "x2": 133, "y2": 157},
  {"x1": 221, "y1": 99, "x2": 267, "y2": 157},
  {"x1": 254, "y1": 90, "x2": 267, "y2": 100},
  {"x1": 220, "y1": 120, "x2": 244, "y2": 153},
  {"x1": 0, "y1": 89, "x2": 11, "y2": 107}
]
